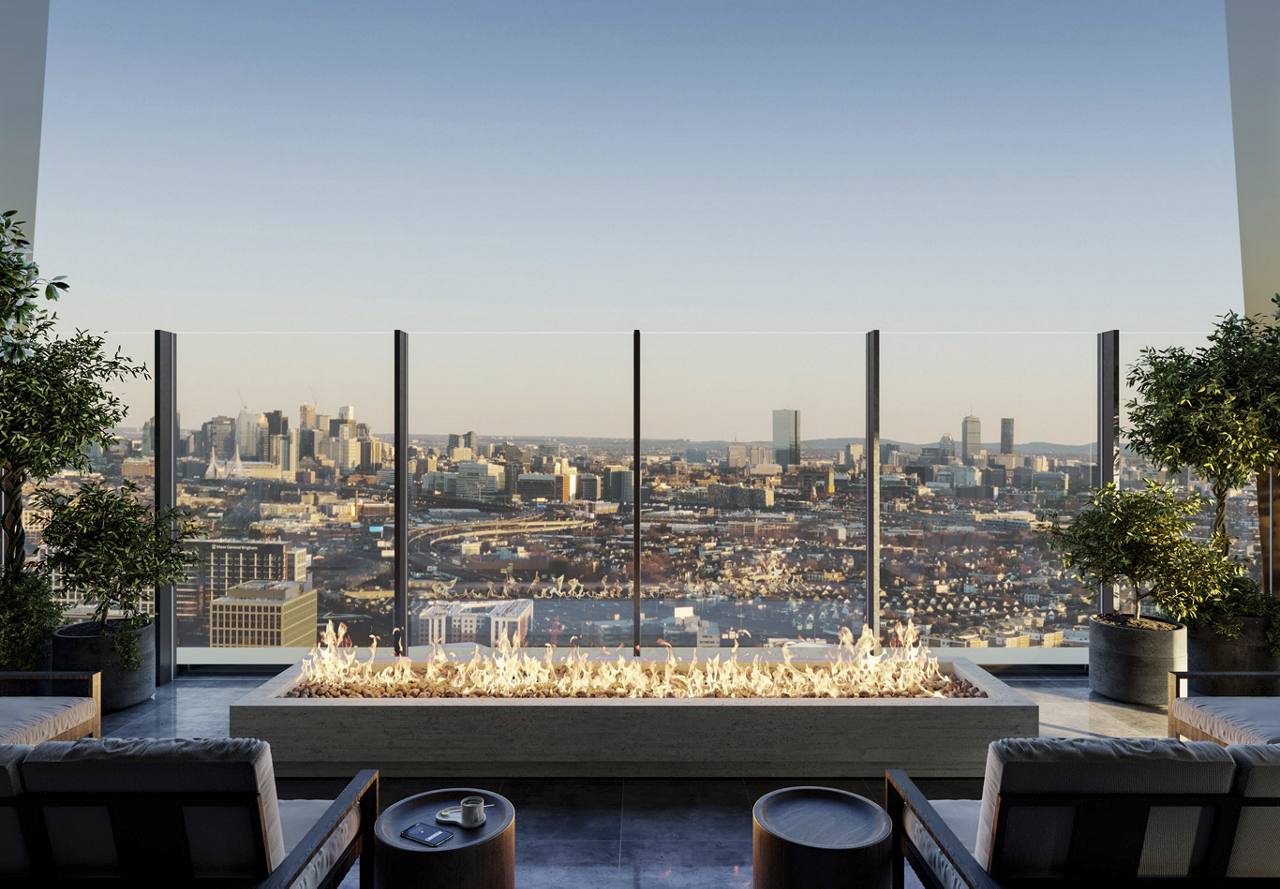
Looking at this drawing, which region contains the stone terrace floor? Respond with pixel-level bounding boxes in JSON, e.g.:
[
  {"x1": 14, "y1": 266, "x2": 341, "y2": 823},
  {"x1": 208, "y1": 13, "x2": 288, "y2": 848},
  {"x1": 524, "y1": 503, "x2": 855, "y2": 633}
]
[{"x1": 101, "y1": 675, "x2": 1167, "y2": 889}]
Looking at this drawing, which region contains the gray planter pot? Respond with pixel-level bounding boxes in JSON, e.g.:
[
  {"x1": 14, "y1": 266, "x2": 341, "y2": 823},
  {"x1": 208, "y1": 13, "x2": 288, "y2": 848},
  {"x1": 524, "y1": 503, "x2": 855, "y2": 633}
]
[
  {"x1": 1089, "y1": 615, "x2": 1186, "y2": 708},
  {"x1": 52, "y1": 619, "x2": 155, "y2": 713},
  {"x1": 1187, "y1": 616, "x2": 1280, "y2": 696}
]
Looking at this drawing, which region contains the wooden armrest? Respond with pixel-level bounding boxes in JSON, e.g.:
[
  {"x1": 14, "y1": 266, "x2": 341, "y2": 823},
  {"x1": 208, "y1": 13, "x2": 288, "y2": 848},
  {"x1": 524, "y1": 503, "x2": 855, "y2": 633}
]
[
  {"x1": 257, "y1": 769, "x2": 379, "y2": 889},
  {"x1": 886, "y1": 770, "x2": 1000, "y2": 889}
]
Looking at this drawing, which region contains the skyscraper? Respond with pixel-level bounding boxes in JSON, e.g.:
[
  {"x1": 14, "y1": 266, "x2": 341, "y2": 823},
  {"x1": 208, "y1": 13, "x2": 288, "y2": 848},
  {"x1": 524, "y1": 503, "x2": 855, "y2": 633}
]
[
  {"x1": 772, "y1": 409, "x2": 801, "y2": 467},
  {"x1": 236, "y1": 409, "x2": 266, "y2": 459},
  {"x1": 299, "y1": 403, "x2": 317, "y2": 430},
  {"x1": 338, "y1": 405, "x2": 356, "y2": 422},
  {"x1": 1000, "y1": 418, "x2": 1015, "y2": 455},
  {"x1": 961, "y1": 415, "x2": 981, "y2": 464}
]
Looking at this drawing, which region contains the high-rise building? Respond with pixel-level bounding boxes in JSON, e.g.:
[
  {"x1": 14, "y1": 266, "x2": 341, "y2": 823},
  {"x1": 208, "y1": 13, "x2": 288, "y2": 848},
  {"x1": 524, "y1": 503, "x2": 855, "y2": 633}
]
[
  {"x1": 299, "y1": 403, "x2": 317, "y2": 430},
  {"x1": 209, "y1": 580, "x2": 317, "y2": 648},
  {"x1": 772, "y1": 409, "x2": 801, "y2": 468},
  {"x1": 265, "y1": 409, "x2": 288, "y2": 437},
  {"x1": 1000, "y1": 418, "x2": 1015, "y2": 455},
  {"x1": 338, "y1": 405, "x2": 356, "y2": 422},
  {"x1": 961, "y1": 415, "x2": 981, "y2": 464},
  {"x1": 237, "y1": 409, "x2": 266, "y2": 459},
  {"x1": 726, "y1": 443, "x2": 748, "y2": 469},
  {"x1": 177, "y1": 539, "x2": 310, "y2": 644},
  {"x1": 407, "y1": 600, "x2": 532, "y2": 648},
  {"x1": 202, "y1": 416, "x2": 237, "y2": 459}
]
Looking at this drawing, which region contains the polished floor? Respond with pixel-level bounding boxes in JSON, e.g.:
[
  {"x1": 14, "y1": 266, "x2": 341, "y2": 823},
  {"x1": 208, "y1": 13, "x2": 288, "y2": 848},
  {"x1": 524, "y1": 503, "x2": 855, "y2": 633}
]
[{"x1": 100, "y1": 675, "x2": 1168, "y2": 888}]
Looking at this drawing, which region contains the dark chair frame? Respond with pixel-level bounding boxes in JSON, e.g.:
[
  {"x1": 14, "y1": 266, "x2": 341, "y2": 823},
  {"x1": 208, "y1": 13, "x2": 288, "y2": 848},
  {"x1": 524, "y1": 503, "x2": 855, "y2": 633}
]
[
  {"x1": 0, "y1": 671, "x2": 101, "y2": 740},
  {"x1": 1, "y1": 768, "x2": 379, "y2": 888},
  {"x1": 1167, "y1": 671, "x2": 1280, "y2": 744},
  {"x1": 885, "y1": 769, "x2": 1280, "y2": 889}
]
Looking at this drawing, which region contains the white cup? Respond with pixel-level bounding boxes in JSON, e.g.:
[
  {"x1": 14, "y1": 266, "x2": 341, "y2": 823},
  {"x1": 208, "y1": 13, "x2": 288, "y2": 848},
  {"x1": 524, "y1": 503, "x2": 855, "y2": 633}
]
[{"x1": 460, "y1": 795, "x2": 486, "y2": 828}]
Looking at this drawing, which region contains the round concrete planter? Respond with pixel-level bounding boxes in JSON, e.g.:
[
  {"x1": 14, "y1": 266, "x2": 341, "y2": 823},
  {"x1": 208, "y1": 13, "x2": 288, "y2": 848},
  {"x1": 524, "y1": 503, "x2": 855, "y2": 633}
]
[
  {"x1": 1188, "y1": 616, "x2": 1280, "y2": 696},
  {"x1": 1089, "y1": 615, "x2": 1186, "y2": 708},
  {"x1": 52, "y1": 619, "x2": 155, "y2": 713}
]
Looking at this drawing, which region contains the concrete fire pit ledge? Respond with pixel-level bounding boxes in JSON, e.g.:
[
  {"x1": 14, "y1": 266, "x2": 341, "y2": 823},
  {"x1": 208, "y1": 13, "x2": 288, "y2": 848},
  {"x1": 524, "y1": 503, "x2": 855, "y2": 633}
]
[{"x1": 230, "y1": 652, "x2": 1038, "y2": 778}]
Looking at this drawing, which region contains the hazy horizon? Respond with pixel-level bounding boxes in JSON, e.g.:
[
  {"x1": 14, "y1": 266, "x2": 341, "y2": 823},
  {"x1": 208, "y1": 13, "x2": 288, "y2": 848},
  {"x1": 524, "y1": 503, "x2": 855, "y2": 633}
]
[{"x1": 30, "y1": 1, "x2": 1239, "y2": 441}]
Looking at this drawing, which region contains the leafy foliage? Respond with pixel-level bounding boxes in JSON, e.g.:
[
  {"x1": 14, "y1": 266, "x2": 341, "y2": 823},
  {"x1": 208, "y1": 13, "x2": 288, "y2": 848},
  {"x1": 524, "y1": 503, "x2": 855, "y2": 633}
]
[
  {"x1": 1047, "y1": 482, "x2": 1239, "y2": 621},
  {"x1": 0, "y1": 570, "x2": 64, "y2": 670},
  {"x1": 34, "y1": 482, "x2": 200, "y2": 667},
  {"x1": 0, "y1": 210, "x2": 67, "y2": 363},
  {"x1": 1125, "y1": 297, "x2": 1280, "y2": 553},
  {"x1": 0, "y1": 212, "x2": 149, "y2": 569}
]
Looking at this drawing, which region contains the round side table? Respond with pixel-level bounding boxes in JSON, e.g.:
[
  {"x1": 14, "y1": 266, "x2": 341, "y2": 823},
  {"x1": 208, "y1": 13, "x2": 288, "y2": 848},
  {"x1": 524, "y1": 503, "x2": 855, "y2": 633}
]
[
  {"x1": 374, "y1": 787, "x2": 515, "y2": 889},
  {"x1": 752, "y1": 786, "x2": 892, "y2": 889}
]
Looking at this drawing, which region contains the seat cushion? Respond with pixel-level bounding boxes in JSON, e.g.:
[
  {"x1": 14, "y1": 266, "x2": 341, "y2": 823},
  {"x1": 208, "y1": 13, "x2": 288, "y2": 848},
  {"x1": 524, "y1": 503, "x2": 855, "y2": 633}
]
[
  {"x1": 0, "y1": 697, "x2": 95, "y2": 745},
  {"x1": 22, "y1": 737, "x2": 286, "y2": 876},
  {"x1": 0, "y1": 745, "x2": 32, "y2": 876},
  {"x1": 1173, "y1": 697, "x2": 1280, "y2": 744},
  {"x1": 1226, "y1": 745, "x2": 1280, "y2": 878},
  {"x1": 904, "y1": 798, "x2": 981, "y2": 889},
  {"x1": 976, "y1": 738, "x2": 1235, "y2": 879},
  {"x1": 278, "y1": 798, "x2": 361, "y2": 889}
]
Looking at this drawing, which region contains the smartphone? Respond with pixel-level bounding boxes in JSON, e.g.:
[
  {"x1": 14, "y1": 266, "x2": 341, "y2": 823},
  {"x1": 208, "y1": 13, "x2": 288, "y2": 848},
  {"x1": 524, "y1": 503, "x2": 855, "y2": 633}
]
[{"x1": 401, "y1": 822, "x2": 453, "y2": 847}]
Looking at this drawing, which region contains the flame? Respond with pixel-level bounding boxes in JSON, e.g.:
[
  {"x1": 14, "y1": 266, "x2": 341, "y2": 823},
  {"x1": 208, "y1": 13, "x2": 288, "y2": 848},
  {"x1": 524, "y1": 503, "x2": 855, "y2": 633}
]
[{"x1": 288, "y1": 620, "x2": 981, "y2": 699}]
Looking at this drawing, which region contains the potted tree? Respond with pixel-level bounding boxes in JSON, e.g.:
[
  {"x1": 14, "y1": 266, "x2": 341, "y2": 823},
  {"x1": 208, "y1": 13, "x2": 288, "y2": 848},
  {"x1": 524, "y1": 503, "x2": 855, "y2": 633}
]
[
  {"x1": 36, "y1": 481, "x2": 198, "y2": 712},
  {"x1": 1126, "y1": 302, "x2": 1280, "y2": 692},
  {"x1": 0, "y1": 211, "x2": 149, "y2": 669},
  {"x1": 1048, "y1": 483, "x2": 1236, "y2": 707}
]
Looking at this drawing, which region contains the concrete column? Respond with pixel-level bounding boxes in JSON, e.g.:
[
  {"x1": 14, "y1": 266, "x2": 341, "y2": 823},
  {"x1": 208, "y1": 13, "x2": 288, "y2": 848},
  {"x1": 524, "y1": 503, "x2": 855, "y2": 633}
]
[
  {"x1": 1227, "y1": 0, "x2": 1280, "y2": 595},
  {"x1": 0, "y1": 0, "x2": 49, "y2": 242}
]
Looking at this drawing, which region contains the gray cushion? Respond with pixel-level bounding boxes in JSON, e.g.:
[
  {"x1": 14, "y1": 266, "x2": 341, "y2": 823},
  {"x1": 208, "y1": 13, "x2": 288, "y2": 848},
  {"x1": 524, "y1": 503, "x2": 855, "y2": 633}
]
[
  {"x1": 0, "y1": 697, "x2": 95, "y2": 745},
  {"x1": 22, "y1": 737, "x2": 286, "y2": 877},
  {"x1": 975, "y1": 738, "x2": 1235, "y2": 879},
  {"x1": 904, "y1": 798, "x2": 980, "y2": 889},
  {"x1": 279, "y1": 798, "x2": 361, "y2": 889},
  {"x1": 0, "y1": 745, "x2": 31, "y2": 875},
  {"x1": 1226, "y1": 744, "x2": 1280, "y2": 878},
  {"x1": 1173, "y1": 697, "x2": 1280, "y2": 744}
]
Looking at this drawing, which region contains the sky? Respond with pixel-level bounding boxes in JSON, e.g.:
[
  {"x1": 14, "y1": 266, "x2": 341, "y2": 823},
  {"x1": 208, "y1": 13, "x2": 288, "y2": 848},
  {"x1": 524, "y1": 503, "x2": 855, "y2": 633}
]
[{"x1": 30, "y1": 1, "x2": 1242, "y2": 441}]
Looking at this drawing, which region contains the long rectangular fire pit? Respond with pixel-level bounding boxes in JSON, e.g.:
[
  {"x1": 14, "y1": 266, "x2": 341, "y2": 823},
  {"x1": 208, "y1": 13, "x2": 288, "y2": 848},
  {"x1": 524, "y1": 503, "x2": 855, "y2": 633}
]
[{"x1": 230, "y1": 647, "x2": 1037, "y2": 778}]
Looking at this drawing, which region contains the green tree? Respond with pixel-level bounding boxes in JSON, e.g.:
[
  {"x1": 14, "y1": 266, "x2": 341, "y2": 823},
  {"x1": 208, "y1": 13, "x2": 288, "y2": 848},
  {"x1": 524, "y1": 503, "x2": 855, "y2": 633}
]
[
  {"x1": 0, "y1": 213, "x2": 147, "y2": 571},
  {"x1": 34, "y1": 482, "x2": 198, "y2": 667},
  {"x1": 1047, "y1": 482, "x2": 1238, "y2": 621},
  {"x1": 1125, "y1": 298, "x2": 1280, "y2": 556}
]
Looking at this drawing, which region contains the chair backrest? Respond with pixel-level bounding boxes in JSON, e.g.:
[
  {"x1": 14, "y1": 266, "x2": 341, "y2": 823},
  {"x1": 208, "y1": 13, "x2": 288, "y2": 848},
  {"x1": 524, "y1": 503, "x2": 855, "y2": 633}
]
[
  {"x1": 5, "y1": 737, "x2": 286, "y2": 884},
  {"x1": 976, "y1": 737, "x2": 1237, "y2": 882},
  {"x1": 1225, "y1": 744, "x2": 1280, "y2": 879}
]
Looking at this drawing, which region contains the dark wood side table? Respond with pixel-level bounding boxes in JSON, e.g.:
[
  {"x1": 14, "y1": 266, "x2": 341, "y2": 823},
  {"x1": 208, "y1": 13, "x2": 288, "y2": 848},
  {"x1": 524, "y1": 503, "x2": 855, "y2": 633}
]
[
  {"x1": 374, "y1": 787, "x2": 515, "y2": 888},
  {"x1": 752, "y1": 786, "x2": 892, "y2": 889}
]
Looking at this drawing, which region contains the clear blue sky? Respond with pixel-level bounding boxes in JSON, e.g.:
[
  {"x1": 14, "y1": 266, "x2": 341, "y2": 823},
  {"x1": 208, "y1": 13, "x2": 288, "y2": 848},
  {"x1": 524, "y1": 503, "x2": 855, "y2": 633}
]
[{"x1": 32, "y1": 1, "x2": 1242, "y2": 440}]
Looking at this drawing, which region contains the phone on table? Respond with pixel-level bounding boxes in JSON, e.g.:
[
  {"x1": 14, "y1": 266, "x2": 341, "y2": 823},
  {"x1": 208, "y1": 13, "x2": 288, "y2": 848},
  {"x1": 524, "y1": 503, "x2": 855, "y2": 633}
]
[{"x1": 401, "y1": 822, "x2": 453, "y2": 847}]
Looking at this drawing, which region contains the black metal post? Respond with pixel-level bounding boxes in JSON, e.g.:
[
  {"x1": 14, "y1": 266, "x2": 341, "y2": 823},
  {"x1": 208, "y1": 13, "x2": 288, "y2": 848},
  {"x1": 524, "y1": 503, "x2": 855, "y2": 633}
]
[
  {"x1": 633, "y1": 329, "x2": 642, "y2": 656},
  {"x1": 865, "y1": 330, "x2": 881, "y2": 640},
  {"x1": 154, "y1": 330, "x2": 177, "y2": 685},
  {"x1": 394, "y1": 330, "x2": 409, "y2": 654},
  {"x1": 1097, "y1": 330, "x2": 1120, "y2": 615}
]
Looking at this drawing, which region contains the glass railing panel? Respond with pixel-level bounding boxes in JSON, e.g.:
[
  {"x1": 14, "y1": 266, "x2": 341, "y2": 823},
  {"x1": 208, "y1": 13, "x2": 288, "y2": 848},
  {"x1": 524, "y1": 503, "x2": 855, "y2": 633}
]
[
  {"x1": 175, "y1": 333, "x2": 394, "y2": 660},
  {"x1": 23, "y1": 331, "x2": 157, "y2": 621},
  {"x1": 640, "y1": 332, "x2": 866, "y2": 649},
  {"x1": 407, "y1": 332, "x2": 634, "y2": 652},
  {"x1": 879, "y1": 332, "x2": 1096, "y2": 650}
]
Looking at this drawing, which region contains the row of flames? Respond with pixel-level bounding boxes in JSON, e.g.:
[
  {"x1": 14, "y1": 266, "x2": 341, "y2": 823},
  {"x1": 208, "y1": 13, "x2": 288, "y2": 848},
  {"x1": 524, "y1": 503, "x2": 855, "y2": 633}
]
[{"x1": 289, "y1": 620, "x2": 982, "y2": 699}]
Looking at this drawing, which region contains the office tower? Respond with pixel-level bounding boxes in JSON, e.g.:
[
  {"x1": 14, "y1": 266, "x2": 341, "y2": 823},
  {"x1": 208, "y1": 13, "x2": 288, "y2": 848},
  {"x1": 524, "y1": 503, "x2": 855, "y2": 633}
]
[
  {"x1": 726, "y1": 443, "x2": 748, "y2": 469},
  {"x1": 463, "y1": 431, "x2": 477, "y2": 451},
  {"x1": 605, "y1": 467, "x2": 635, "y2": 504},
  {"x1": 961, "y1": 415, "x2": 981, "y2": 464},
  {"x1": 299, "y1": 403, "x2": 317, "y2": 430},
  {"x1": 1001, "y1": 418, "x2": 1015, "y2": 455},
  {"x1": 772, "y1": 409, "x2": 801, "y2": 468},
  {"x1": 237, "y1": 409, "x2": 266, "y2": 459},
  {"x1": 202, "y1": 416, "x2": 237, "y2": 459},
  {"x1": 844, "y1": 443, "x2": 864, "y2": 473},
  {"x1": 578, "y1": 472, "x2": 602, "y2": 500},
  {"x1": 315, "y1": 413, "x2": 332, "y2": 435},
  {"x1": 209, "y1": 580, "x2": 317, "y2": 648},
  {"x1": 177, "y1": 539, "x2": 310, "y2": 644},
  {"x1": 338, "y1": 405, "x2": 356, "y2": 422},
  {"x1": 265, "y1": 409, "x2": 288, "y2": 437},
  {"x1": 938, "y1": 434, "x2": 957, "y2": 459}
]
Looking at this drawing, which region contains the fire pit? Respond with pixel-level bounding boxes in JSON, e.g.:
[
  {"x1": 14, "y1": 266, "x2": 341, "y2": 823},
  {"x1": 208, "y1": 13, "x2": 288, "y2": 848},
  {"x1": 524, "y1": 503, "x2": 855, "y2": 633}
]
[{"x1": 231, "y1": 623, "x2": 1038, "y2": 778}]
